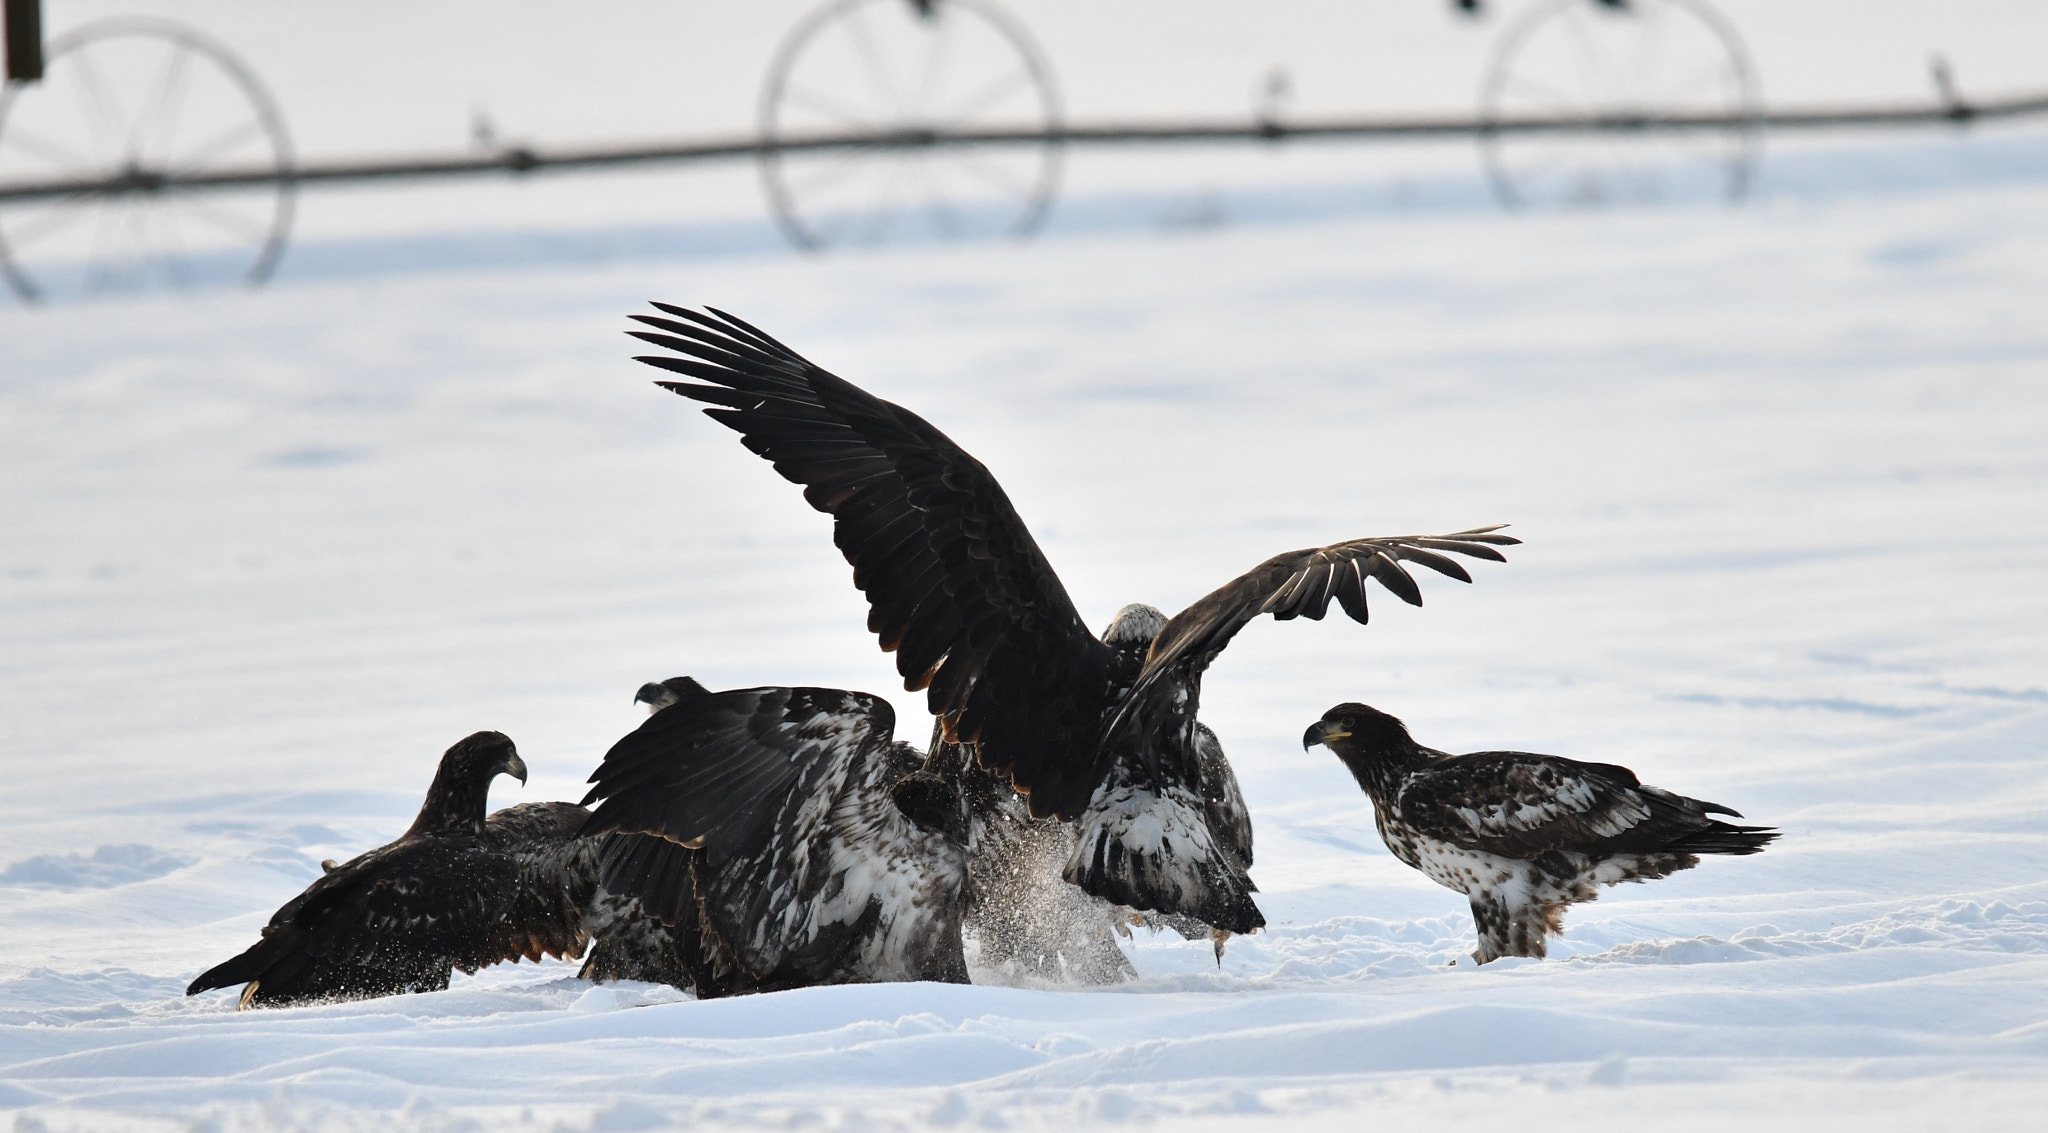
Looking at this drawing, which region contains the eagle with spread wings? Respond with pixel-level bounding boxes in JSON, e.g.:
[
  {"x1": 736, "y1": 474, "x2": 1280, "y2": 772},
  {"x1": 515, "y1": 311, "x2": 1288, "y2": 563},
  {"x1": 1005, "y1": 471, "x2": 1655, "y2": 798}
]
[{"x1": 631, "y1": 305, "x2": 1517, "y2": 935}]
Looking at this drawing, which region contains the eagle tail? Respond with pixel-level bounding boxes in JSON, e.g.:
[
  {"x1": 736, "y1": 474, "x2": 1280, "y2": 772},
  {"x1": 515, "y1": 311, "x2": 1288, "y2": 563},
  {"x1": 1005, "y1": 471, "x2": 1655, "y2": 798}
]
[
  {"x1": 1669, "y1": 821, "x2": 1779, "y2": 857},
  {"x1": 185, "y1": 937, "x2": 286, "y2": 998}
]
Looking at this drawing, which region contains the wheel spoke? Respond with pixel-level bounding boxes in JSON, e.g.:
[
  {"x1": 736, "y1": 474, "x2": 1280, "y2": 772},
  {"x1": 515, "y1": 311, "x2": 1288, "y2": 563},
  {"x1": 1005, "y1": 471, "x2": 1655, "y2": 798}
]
[
  {"x1": 1630, "y1": 0, "x2": 1670, "y2": 102},
  {"x1": 146, "y1": 45, "x2": 199, "y2": 161},
  {"x1": 916, "y1": 159, "x2": 962, "y2": 238},
  {"x1": 1658, "y1": 62, "x2": 1738, "y2": 104},
  {"x1": 910, "y1": 4, "x2": 957, "y2": 117},
  {"x1": 1, "y1": 198, "x2": 98, "y2": 250},
  {"x1": 857, "y1": 160, "x2": 909, "y2": 243},
  {"x1": 945, "y1": 150, "x2": 1033, "y2": 199},
  {"x1": 169, "y1": 193, "x2": 271, "y2": 244},
  {"x1": 70, "y1": 51, "x2": 129, "y2": 159},
  {"x1": 787, "y1": 152, "x2": 877, "y2": 198},
  {"x1": 1561, "y1": 8, "x2": 1615, "y2": 105},
  {"x1": 0, "y1": 124, "x2": 97, "y2": 170},
  {"x1": 780, "y1": 83, "x2": 880, "y2": 130},
  {"x1": 938, "y1": 69, "x2": 1030, "y2": 124},
  {"x1": 1498, "y1": 72, "x2": 1588, "y2": 115},
  {"x1": 127, "y1": 42, "x2": 192, "y2": 158},
  {"x1": 83, "y1": 199, "x2": 130, "y2": 292},
  {"x1": 843, "y1": 5, "x2": 904, "y2": 117},
  {"x1": 166, "y1": 120, "x2": 269, "y2": 173},
  {"x1": 153, "y1": 205, "x2": 196, "y2": 288}
]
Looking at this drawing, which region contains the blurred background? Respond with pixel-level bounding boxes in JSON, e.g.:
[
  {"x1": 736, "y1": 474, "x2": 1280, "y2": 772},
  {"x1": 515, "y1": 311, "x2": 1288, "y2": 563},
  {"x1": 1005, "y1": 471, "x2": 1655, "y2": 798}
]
[{"x1": 5, "y1": 0, "x2": 2048, "y2": 299}]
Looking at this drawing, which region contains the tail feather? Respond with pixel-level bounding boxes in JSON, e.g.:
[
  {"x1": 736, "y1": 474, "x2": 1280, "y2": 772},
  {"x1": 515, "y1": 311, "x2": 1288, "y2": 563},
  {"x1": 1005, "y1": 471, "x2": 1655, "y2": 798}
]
[
  {"x1": 185, "y1": 935, "x2": 291, "y2": 997},
  {"x1": 1670, "y1": 821, "x2": 1779, "y2": 856},
  {"x1": 1062, "y1": 781, "x2": 1264, "y2": 935}
]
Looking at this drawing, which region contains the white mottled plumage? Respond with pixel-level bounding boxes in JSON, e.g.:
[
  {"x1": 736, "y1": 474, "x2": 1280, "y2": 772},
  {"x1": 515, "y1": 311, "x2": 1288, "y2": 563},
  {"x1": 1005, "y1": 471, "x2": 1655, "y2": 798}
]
[{"x1": 1306, "y1": 704, "x2": 1779, "y2": 964}]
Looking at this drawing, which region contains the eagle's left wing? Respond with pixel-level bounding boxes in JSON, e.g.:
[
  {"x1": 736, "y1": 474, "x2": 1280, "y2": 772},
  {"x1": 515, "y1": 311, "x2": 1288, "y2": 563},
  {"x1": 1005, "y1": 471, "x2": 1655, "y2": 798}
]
[
  {"x1": 1393, "y1": 753, "x2": 1716, "y2": 860},
  {"x1": 1109, "y1": 529, "x2": 1518, "y2": 746},
  {"x1": 479, "y1": 801, "x2": 601, "y2": 966},
  {"x1": 581, "y1": 686, "x2": 968, "y2": 988},
  {"x1": 628, "y1": 305, "x2": 1121, "y2": 822}
]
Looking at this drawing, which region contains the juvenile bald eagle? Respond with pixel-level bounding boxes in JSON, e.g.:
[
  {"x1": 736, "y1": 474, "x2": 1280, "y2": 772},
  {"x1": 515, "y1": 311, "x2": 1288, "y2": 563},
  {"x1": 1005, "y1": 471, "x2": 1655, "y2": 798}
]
[
  {"x1": 187, "y1": 732, "x2": 602, "y2": 1008},
  {"x1": 1303, "y1": 704, "x2": 1779, "y2": 963},
  {"x1": 582, "y1": 680, "x2": 971, "y2": 994},
  {"x1": 629, "y1": 304, "x2": 1515, "y2": 934}
]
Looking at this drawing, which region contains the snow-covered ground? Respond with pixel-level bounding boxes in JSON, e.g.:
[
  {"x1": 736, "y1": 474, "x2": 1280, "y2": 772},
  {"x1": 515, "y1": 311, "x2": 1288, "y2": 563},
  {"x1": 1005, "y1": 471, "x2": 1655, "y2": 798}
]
[{"x1": 4, "y1": 2, "x2": 2048, "y2": 1130}]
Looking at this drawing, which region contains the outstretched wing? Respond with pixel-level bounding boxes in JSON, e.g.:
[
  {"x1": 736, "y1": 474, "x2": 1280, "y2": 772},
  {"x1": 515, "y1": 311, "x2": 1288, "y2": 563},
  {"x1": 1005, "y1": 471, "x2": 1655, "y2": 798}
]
[
  {"x1": 581, "y1": 685, "x2": 967, "y2": 987},
  {"x1": 1106, "y1": 530, "x2": 1517, "y2": 747},
  {"x1": 630, "y1": 305, "x2": 1117, "y2": 820},
  {"x1": 480, "y1": 801, "x2": 601, "y2": 966},
  {"x1": 186, "y1": 839, "x2": 518, "y2": 1007},
  {"x1": 1394, "y1": 752, "x2": 1764, "y2": 861}
]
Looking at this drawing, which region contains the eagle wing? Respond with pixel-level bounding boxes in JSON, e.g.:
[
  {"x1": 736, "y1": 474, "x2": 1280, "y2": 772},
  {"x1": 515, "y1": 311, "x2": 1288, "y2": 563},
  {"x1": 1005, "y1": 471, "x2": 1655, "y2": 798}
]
[
  {"x1": 630, "y1": 305, "x2": 1118, "y2": 820},
  {"x1": 186, "y1": 838, "x2": 519, "y2": 1007},
  {"x1": 1193, "y1": 723, "x2": 1252, "y2": 869},
  {"x1": 1107, "y1": 530, "x2": 1518, "y2": 751},
  {"x1": 581, "y1": 685, "x2": 968, "y2": 988},
  {"x1": 1393, "y1": 752, "x2": 1722, "y2": 861},
  {"x1": 480, "y1": 801, "x2": 602, "y2": 966}
]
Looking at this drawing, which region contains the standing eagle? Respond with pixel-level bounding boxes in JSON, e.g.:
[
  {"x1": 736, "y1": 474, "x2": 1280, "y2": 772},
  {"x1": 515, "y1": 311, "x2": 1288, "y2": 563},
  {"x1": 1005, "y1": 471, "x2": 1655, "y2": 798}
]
[
  {"x1": 581, "y1": 679, "x2": 971, "y2": 994},
  {"x1": 628, "y1": 304, "x2": 1516, "y2": 935},
  {"x1": 1303, "y1": 704, "x2": 1779, "y2": 963},
  {"x1": 186, "y1": 732, "x2": 603, "y2": 1008}
]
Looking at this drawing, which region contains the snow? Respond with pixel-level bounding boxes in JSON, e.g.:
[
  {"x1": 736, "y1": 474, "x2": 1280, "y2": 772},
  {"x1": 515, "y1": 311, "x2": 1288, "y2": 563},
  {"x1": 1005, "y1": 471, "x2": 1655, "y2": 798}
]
[{"x1": 4, "y1": 1, "x2": 2048, "y2": 1129}]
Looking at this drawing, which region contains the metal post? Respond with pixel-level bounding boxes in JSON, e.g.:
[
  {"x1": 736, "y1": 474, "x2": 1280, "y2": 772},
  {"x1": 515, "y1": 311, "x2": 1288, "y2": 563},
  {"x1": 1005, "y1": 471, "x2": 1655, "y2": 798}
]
[{"x1": 4, "y1": 0, "x2": 44, "y2": 83}]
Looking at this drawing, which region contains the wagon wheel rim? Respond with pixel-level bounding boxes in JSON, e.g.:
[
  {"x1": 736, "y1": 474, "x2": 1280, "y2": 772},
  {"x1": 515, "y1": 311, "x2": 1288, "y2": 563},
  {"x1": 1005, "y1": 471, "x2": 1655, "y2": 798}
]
[
  {"x1": 1478, "y1": 0, "x2": 1760, "y2": 212},
  {"x1": 757, "y1": 0, "x2": 1063, "y2": 253},
  {"x1": 0, "y1": 17, "x2": 295, "y2": 304}
]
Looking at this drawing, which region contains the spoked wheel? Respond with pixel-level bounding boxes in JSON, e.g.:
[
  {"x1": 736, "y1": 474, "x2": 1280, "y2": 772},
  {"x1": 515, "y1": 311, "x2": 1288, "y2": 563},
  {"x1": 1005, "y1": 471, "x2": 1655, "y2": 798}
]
[
  {"x1": 0, "y1": 18, "x2": 294, "y2": 304},
  {"x1": 758, "y1": 0, "x2": 1062, "y2": 252},
  {"x1": 1479, "y1": 0, "x2": 1759, "y2": 210}
]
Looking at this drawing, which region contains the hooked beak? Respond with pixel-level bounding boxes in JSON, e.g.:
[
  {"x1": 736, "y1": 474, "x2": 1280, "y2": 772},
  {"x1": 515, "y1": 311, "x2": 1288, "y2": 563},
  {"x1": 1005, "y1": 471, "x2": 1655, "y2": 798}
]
[
  {"x1": 635, "y1": 681, "x2": 674, "y2": 714},
  {"x1": 1302, "y1": 719, "x2": 1349, "y2": 751},
  {"x1": 502, "y1": 750, "x2": 528, "y2": 785}
]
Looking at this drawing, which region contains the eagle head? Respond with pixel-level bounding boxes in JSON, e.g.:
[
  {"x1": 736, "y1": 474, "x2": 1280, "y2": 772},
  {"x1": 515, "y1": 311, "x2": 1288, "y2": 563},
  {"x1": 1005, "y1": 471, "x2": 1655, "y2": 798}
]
[
  {"x1": 635, "y1": 675, "x2": 710, "y2": 714},
  {"x1": 1302, "y1": 703, "x2": 1413, "y2": 756},
  {"x1": 445, "y1": 729, "x2": 527, "y2": 786},
  {"x1": 1101, "y1": 603, "x2": 1169, "y2": 648}
]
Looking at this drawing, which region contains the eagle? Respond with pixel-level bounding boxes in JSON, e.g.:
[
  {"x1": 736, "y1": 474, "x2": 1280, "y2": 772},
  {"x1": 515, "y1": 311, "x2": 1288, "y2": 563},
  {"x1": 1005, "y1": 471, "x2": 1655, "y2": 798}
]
[
  {"x1": 581, "y1": 679, "x2": 972, "y2": 994},
  {"x1": 1302, "y1": 703, "x2": 1779, "y2": 963},
  {"x1": 628, "y1": 303, "x2": 1516, "y2": 936},
  {"x1": 186, "y1": 732, "x2": 603, "y2": 1008}
]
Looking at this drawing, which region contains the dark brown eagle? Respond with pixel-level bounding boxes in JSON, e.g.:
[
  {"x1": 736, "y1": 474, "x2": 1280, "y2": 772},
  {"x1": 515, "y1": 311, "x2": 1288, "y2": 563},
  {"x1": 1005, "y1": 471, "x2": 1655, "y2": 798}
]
[
  {"x1": 1303, "y1": 704, "x2": 1779, "y2": 963},
  {"x1": 628, "y1": 304, "x2": 1516, "y2": 936},
  {"x1": 581, "y1": 679, "x2": 972, "y2": 994},
  {"x1": 186, "y1": 732, "x2": 603, "y2": 1008}
]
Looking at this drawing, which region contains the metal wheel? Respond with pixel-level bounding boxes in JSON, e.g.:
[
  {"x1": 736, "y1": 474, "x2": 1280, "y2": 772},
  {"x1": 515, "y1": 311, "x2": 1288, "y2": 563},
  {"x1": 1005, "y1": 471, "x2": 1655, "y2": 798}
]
[
  {"x1": 758, "y1": 0, "x2": 1061, "y2": 252},
  {"x1": 1479, "y1": 0, "x2": 1759, "y2": 210},
  {"x1": 0, "y1": 18, "x2": 294, "y2": 303}
]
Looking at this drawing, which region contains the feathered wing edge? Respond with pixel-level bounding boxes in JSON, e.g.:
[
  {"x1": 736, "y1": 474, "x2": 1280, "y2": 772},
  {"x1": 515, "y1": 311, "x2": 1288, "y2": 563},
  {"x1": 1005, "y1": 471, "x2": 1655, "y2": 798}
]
[
  {"x1": 581, "y1": 685, "x2": 968, "y2": 989},
  {"x1": 480, "y1": 801, "x2": 602, "y2": 966},
  {"x1": 1394, "y1": 752, "x2": 1780, "y2": 864},
  {"x1": 1114, "y1": 528, "x2": 1520, "y2": 739},
  {"x1": 630, "y1": 304, "x2": 1118, "y2": 821}
]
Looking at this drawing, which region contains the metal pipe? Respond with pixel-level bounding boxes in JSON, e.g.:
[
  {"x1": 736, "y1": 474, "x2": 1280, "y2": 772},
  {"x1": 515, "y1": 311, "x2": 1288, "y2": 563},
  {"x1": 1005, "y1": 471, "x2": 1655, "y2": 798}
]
[
  {"x1": 3, "y1": 88, "x2": 2045, "y2": 203},
  {"x1": 4, "y1": 0, "x2": 44, "y2": 83}
]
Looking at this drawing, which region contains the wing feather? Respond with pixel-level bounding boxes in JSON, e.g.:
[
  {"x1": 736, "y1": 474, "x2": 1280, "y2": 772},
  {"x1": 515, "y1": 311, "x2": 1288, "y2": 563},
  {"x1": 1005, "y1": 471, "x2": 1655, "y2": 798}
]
[{"x1": 636, "y1": 306, "x2": 1117, "y2": 819}]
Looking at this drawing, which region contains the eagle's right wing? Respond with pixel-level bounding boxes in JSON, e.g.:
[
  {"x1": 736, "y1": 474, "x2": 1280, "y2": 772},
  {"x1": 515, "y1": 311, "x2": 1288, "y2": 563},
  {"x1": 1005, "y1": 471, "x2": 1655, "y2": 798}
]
[
  {"x1": 581, "y1": 685, "x2": 968, "y2": 988},
  {"x1": 480, "y1": 801, "x2": 601, "y2": 967},
  {"x1": 630, "y1": 305, "x2": 1118, "y2": 821}
]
